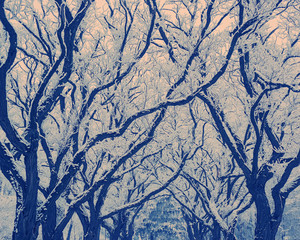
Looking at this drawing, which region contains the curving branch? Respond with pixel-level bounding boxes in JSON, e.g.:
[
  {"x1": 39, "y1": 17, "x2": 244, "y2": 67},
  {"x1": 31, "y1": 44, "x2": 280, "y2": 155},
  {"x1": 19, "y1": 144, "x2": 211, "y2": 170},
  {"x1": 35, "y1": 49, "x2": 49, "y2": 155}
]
[{"x1": 0, "y1": 1, "x2": 28, "y2": 153}]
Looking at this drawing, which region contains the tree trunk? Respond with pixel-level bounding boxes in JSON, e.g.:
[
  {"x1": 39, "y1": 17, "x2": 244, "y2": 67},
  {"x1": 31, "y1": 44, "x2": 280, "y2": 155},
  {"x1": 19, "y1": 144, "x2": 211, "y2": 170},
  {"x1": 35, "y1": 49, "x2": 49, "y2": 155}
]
[
  {"x1": 109, "y1": 229, "x2": 122, "y2": 240},
  {"x1": 42, "y1": 203, "x2": 63, "y2": 240},
  {"x1": 255, "y1": 207, "x2": 283, "y2": 240},
  {"x1": 12, "y1": 197, "x2": 39, "y2": 240},
  {"x1": 84, "y1": 220, "x2": 101, "y2": 240},
  {"x1": 212, "y1": 221, "x2": 221, "y2": 240},
  {"x1": 224, "y1": 231, "x2": 236, "y2": 240},
  {"x1": 252, "y1": 185, "x2": 274, "y2": 240},
  {"x1": 269, "y1": 217, "x2": 282, "y2": 240},
  {"x1": 255, "y1": 212, "x2": 272, "y2": 240},
  {"x1": 85, "y1": 229, "x2": 100, "y2": 240},
  {"x1": 13, "y1": 149, "x2": 39, "y2": 240}
]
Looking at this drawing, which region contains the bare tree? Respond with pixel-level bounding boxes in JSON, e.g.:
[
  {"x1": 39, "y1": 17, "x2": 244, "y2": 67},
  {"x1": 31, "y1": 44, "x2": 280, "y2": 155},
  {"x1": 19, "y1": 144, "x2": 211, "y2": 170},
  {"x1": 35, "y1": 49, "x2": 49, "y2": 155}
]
[
  {"x1": 193, "y1": 1, "x2": 300, "y2": 239},
  {"x1": 1, "y1": 0, "x2": 295, "y2": 239}
]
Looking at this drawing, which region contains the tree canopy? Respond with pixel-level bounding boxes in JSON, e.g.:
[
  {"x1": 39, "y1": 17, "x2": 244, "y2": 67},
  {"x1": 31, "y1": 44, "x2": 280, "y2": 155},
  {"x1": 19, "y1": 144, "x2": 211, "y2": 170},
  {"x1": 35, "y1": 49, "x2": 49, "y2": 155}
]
[{"x1": 0, "y1": 0, "x2": 299, "y2": 239}]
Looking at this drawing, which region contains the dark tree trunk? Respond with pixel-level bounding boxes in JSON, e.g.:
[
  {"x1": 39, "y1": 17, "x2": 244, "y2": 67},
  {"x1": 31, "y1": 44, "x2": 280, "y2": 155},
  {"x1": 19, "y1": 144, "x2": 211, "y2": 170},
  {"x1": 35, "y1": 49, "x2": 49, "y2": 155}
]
[
  {"x1": 13, "y1": 148, "x2": 39, "y2": 240},
  {"x1": 13, "y1": 210, "x2": 38, "y2": 240},
  {"x1": 12, "y1": 201, "x2": 39, "y2": 240},
  {"x1": 182, "y1": 211, "x2": 207, "y2": 240},
  {"x1": 224, "y1": 230, "x2": 236, "y2": 240},
  {"x1": 84, "y1": 219, "x2": 101, "y2": 240},
  {"x1": 254, "y1": 203, "x2": 282, "y2": 240},
  {"x1": 254, "y1": 206, "x2": 272, "y2": 240},
  {"x1": 109, "y1": 228, "x2": 122, "y2": 240},
  {"x1": 269, "y1": 216, "x2": 283, "y2": 240},
  {"x1": 42, "y1": 203, "x2": 63, "y2": 240},
  {"x1": 212, "y1": 221, "x2": 221, "y2": 240},
  {"x1": 250, "y1": 183, "x2": 274, "y2": 240},
  {"x1": 124, "y1": 225, "x2": 134, "y2": 240}
]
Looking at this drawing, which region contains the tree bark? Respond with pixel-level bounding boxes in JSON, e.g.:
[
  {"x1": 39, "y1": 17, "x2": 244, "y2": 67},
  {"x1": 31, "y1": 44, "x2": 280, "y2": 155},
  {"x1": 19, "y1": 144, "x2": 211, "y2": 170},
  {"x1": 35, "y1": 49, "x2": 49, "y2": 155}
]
[
  {"x1": 13, "y1": 147, "x2": 39, "y2": 240},
  {"x1": 84, "y1": 219, "x2": 101, "y2": 240},
  {"x1": 251, "y1": 184, "x2": 274, "y2": 240},
  {"x1": 42, "y1": 203, "x2": 63, "y2": 240},
  {"x1": 212, "y1": 221, "x2": 221, "y2": 240}
]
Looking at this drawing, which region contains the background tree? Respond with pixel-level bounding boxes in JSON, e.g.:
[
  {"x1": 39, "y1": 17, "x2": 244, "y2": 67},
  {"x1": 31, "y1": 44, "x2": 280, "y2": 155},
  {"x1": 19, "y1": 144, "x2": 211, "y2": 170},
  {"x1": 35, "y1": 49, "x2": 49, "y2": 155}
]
[
  {"x1": 134, "y1": 196, "x2": 188, "y2": 240},
  {"x1": 163, "y1": 103, "x2": 251, "y2": 240}
]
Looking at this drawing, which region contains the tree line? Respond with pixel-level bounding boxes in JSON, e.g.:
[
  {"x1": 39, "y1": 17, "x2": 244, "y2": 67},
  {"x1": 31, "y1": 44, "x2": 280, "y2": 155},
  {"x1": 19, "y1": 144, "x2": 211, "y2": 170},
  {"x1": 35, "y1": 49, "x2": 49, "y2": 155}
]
[{"x1": 0, "y1": 0, "x2": 299, "y2": 239}]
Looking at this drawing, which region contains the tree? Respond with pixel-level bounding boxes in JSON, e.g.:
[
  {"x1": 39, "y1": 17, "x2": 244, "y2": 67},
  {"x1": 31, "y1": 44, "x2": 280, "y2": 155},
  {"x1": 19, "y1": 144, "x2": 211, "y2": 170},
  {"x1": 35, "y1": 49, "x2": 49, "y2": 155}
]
[
  {"x1": 0, "y1": 0, "x2": 187, "y2": 238},
  {"x1": 0, "y1": 0, "x2": 297, "y2": 239},
  {"x1": 193, "y1": 1, "x2": 300, "y2": 239}
]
